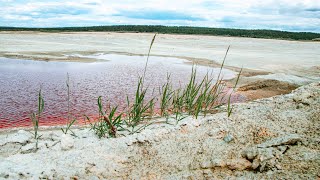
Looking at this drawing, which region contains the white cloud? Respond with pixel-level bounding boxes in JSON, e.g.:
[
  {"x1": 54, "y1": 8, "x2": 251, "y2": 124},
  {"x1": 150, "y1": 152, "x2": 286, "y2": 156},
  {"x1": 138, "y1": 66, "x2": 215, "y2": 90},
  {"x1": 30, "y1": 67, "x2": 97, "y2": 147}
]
[{"x1": 0, "y1": 0, "x2": 319, "y2": 32}]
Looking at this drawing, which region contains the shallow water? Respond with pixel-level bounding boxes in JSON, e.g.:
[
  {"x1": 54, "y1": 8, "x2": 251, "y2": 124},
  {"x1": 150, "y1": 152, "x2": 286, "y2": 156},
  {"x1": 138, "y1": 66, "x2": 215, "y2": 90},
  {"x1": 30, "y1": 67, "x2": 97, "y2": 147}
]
[{"x1": 0, "y1": 54, "x2": 237, "y2": 128}]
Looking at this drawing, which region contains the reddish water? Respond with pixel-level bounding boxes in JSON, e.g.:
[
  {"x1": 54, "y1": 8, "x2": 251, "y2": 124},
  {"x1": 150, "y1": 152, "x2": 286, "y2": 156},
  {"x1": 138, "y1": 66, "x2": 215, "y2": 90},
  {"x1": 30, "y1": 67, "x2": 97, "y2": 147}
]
[{"x1": 0, "y1": 54, "x2": 238, "y2": 128}]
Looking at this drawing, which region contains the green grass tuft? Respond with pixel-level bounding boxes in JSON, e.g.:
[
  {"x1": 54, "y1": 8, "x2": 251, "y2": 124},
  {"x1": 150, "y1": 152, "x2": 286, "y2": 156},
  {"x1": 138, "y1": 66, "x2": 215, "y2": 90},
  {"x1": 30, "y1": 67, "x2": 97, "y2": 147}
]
[
  {"x1": 30, "y1": 88, "x2": 44, "y2": 149},
  {"x1": 61, "y1": 73, "x2": 77, "y2": 135}
]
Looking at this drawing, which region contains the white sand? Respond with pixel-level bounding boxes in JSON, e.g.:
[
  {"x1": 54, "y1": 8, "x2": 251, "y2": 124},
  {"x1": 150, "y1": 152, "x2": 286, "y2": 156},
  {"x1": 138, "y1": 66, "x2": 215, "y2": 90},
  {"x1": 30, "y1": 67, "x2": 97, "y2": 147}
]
[{"x1": 0, "y1": 32, "x2": 319, "y2": 79}]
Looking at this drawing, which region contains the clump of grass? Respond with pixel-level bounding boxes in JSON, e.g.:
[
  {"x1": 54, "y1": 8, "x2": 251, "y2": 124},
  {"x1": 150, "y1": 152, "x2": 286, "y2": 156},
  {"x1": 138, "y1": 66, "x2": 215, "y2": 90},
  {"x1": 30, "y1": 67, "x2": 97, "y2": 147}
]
[
  {"x1": 86, "y1": 96, "x2": 123, "y2": 138},
  {"x1": 176, "y1": 65, "x2": 225, "y2": 119},
  {"x1": 122, "y1": 34, "x2": 157, "y2": 133},
  {"x1": 227, "y1": 68, "x2": 242, "y2": 117},
  {"x1": 61, "y1": 73, "x2": 76, "y2": 135},
  {"x1": 61, "y1": 118, "x2": 76, "y2": 135},
  {"x1": 172, "y1": 88, "x2": 187, "y2": 124},
  {"x1": 30, "y1": 88, "x2": 44, "y2": 149},
  {"x1": 198, "y1": 74, "x2": 217, "y2": 116},
  {"x1": 159, "y1": 74, "x2": 173, "y2": 121},
  {"x1": 147, "y1": 92, "x2": 156, "y2": 119},
  {"x1": 183, "y1": 66, "x2": 204, "y2": 115},
  {"x1": 187, "y1": 46, "x2": 232, "y2": 119},
  {"x1": 124, "y1": 77, "x2": 155, "y2": 133},
  {"x1": 193, "y1": 73, "x2": 211, "y2": 118}
]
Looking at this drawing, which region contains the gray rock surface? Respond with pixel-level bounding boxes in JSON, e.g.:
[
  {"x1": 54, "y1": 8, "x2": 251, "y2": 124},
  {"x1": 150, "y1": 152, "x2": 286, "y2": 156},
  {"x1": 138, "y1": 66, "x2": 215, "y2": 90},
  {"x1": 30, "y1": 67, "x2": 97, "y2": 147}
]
[{"x1": 257, "y1": 134, "x2": 302, "y2": 148}]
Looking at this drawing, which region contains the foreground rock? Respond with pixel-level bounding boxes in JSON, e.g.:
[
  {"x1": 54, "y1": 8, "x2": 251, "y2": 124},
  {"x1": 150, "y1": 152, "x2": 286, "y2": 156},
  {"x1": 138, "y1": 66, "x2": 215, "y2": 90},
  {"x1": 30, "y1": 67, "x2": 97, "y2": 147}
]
[{"x1": 0, "y1": 82, "x2": 319, "y2": 179}]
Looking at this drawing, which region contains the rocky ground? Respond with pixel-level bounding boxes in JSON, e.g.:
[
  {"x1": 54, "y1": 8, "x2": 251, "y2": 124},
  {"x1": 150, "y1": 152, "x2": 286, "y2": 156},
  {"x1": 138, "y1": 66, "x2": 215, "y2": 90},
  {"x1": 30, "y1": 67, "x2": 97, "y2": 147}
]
[{"x1": 0, "y1": 82, "x2": 319, "y2": 179}]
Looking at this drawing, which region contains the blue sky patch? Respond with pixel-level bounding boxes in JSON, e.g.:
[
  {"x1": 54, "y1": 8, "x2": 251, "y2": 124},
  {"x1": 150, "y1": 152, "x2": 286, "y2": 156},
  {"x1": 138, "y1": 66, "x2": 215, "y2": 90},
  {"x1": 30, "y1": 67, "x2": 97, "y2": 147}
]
[
  {"x1": 115, "y1": 10, "x2": 205, "y2": 21},
  {"x1": 0, "y1": 0, "x2": 319, "y2": 32}
]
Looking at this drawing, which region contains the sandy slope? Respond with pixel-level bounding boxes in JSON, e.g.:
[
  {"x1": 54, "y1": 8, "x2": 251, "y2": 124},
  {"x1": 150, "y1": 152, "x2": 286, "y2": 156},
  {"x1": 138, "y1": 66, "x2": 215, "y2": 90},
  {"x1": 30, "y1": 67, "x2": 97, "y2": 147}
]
[{"x1": 0, "y1": 82, "x2": 319, "y2": 179}]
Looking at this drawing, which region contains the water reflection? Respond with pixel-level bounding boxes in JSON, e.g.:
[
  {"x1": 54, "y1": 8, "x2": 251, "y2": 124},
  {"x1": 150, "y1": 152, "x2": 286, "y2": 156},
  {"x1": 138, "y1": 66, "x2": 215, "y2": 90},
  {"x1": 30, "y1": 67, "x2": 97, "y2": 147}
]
[{"x1": 0, "y1": 54, "x2": 236, "y2": 128}]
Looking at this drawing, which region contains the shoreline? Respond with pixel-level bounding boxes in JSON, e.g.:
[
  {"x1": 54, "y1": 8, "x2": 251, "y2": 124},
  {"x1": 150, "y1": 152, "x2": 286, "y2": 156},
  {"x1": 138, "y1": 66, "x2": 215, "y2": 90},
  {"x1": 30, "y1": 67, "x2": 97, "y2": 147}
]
[
  {"x1": 0, "y1": 51, "x2": 270, "y2": 77},
  {"x1": 0, "y1": 79, "x2": 300, "y2": 132},
  {"x1": 1, "y1": 30, "x2": 319, "y2": 42},
  {"x1": 0, "y1": 82, "x2": 319, "y2": 179},
  {"x1": 0, "y1": 53, "x2": 307, "y2": 131}
]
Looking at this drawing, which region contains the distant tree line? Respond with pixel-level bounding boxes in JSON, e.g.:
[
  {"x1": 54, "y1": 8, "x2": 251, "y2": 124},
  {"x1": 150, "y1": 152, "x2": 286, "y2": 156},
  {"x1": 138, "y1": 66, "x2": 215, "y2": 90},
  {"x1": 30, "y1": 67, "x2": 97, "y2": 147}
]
[{"x1": 0, "y1": 25, "x2": 319, "y2": 41}]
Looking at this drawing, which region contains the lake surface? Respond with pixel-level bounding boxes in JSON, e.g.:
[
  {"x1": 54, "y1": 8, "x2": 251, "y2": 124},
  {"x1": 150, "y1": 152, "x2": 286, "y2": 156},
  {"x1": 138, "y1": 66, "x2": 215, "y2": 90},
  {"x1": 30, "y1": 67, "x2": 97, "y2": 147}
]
[{"x1": 0, "y1": 54, "x2": 236, "y2": 128}]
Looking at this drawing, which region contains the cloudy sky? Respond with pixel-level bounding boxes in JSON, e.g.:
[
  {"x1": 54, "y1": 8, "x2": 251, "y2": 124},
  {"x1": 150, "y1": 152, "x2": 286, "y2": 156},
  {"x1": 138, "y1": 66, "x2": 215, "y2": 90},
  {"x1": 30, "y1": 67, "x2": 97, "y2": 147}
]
[{"x1": 0, "y1": 0, "x2": 319, "y2": 32}]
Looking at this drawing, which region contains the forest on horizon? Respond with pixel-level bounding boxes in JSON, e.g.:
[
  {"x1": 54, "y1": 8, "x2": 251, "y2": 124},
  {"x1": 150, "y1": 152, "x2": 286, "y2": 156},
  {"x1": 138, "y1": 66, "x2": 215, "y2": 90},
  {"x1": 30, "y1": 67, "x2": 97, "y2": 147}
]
[{"x1": 1, "y1": 25, "x2": 319, "y2": 41}]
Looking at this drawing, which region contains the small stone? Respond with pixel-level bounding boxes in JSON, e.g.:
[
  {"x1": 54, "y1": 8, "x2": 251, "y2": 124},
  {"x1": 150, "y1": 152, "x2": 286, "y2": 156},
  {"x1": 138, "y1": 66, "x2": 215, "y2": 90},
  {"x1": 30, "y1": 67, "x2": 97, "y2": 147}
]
[
  {"x1": 275, "y1": 164, "x2": 282, "y2": 170},
  {"x1": 200, "y1": 161, "x2": 212, "y2": 169},
  {"x1": 293, "y1": 95, "x2": 302, "y2": 102},
  {"x1": 211, "y1": 158, "x2": 226, "y2": 167},
  {"x1": 252, "y1": 159, "x2": 260, "y2": 170},
  {"x1": 293, "y1": 93, "x2": 312, "y2": 105},
  {"x1": 259, "y1": 161, "x2": 267, "y2": 172},
  {"x1": 241, "y1": 147, "x2": 258, "y2": 160},
  {"x1": 60, "y1": 134, "x2": 74, "y2": 151},
  {"x1": 71, "y1": 176, "x2": 79, "y2": 180},
  {"x1": 226, "y1": 158, "x2": 252, "y2": 171},
  {"x1": 258, "y1": 148, "x2": 274, "y2": 162},
  {"x1": 268, "y1": 157, "x2": 277, "y2": 167},
  {"x1": 202, "y1": 169, "x2": 213, "y2": 178},
  {"x1": 223, "y1": 134, "x2": 234, "y2": 143}
]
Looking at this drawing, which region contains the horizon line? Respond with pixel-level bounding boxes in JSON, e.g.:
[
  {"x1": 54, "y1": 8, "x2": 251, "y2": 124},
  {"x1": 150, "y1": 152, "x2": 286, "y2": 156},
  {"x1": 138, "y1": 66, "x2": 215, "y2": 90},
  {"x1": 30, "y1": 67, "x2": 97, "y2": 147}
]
[{"x1": 1, "y1": 25, "x2": 319, "y2": 34}]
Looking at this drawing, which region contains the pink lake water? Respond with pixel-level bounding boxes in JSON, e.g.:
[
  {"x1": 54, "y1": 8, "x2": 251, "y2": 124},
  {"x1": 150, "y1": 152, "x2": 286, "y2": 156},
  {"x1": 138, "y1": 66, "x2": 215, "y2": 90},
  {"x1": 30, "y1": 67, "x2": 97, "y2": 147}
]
[{"x1": 0, "y1": 54, "x2": 237, "y2": 128}]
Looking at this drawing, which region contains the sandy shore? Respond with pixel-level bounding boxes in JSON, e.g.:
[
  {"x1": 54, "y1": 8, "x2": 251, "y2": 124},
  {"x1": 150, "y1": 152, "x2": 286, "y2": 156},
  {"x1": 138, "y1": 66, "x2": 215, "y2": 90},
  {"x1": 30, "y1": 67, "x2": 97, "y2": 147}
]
[{"x1": 0, "y1": 82, "x2": 319, "y2": 179}]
